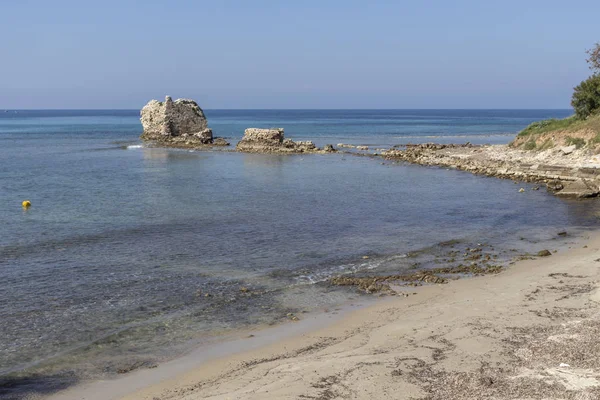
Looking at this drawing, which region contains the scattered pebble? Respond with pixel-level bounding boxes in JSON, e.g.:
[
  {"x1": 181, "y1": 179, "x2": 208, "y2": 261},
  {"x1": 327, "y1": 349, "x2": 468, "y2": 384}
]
[{"x1": 286, "y1": 313, "x2": 299, "y2": 321}]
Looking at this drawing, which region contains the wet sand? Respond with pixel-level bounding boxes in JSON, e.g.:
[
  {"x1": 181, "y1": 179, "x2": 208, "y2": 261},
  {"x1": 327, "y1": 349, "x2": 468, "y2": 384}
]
[{"x1": 45, "y1": 232, "x2": 600, "y2": 400}]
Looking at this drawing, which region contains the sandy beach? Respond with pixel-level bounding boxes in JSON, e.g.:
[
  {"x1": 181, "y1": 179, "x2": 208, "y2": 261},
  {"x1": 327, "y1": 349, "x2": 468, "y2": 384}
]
[{"x1": 44, "y1": 231, "x2": 600, "y2": 400}]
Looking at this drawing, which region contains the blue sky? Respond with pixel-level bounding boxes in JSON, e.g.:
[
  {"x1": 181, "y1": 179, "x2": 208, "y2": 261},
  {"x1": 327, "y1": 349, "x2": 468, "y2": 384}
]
[{"x1": 1, "y1": 0, "x2": 598, "y2": 109}]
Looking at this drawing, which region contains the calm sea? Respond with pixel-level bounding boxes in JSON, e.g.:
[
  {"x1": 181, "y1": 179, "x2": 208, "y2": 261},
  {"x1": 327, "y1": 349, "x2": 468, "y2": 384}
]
[{"x1": 1, "y1": 109, "x2": 598, "y2": 397}]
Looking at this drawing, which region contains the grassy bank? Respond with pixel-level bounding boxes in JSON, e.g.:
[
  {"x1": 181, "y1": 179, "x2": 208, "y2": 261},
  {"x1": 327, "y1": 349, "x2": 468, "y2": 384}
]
[{"x1": 510, "y1": 113, "x2": 600, "y2": 151}]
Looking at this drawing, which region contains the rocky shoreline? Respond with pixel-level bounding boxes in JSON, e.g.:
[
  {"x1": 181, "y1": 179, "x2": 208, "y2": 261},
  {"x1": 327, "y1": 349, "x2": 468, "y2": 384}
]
[
  {"x1": 138, "y1": 97, "x2": 600, "y2": 198},
  {"x1": 327, "y1": 237, "x2": 561, "y2": 297},
  {"x1": 379, "y1": 143, "x2": 600, "y2": 199}
]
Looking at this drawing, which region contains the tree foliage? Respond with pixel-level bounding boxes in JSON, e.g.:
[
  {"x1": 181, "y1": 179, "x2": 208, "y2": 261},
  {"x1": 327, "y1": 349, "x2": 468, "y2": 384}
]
[
  {"x1": 586, "y1": 42, "x2": 600, "y2": 74},
  {"x1": 571, "y1": 74, "x2": 600, "y2": 119}
]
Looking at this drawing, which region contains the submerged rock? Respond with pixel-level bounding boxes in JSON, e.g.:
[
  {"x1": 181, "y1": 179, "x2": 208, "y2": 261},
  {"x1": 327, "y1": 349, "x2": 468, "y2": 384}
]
[
  {"x1": 236, "y1": 128, "x2": 318, "y2": 153},
  {"x1": 546, "y1": 179, "x2": 564, "y2": 192},
  {"x1": 140, "y1": 96, "x2": 228, "y2": 146},
  {"x1": 537, "y1": 250, "x2": 552, "y2": 257}
]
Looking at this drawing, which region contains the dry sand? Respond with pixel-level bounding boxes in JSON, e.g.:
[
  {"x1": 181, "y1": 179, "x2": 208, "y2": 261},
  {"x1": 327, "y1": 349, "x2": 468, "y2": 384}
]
[{"x1": 51, "y1": 234, "x2": 600, "y2": 400}]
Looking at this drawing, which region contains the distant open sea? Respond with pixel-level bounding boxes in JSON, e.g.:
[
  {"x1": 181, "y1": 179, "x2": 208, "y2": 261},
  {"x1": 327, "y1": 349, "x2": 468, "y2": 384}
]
[{"x1": 2, "y1": 109, "x2": 599, "y2": 398}]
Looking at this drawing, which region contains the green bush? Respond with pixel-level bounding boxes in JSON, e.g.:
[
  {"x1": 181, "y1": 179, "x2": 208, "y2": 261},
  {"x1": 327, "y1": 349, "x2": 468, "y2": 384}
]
[
  {"x1": 523, "y1": 139, "x2": 537, "y2": 150},
  {"x1": 538, "y1": 139, "x2": 554, "y2": 150},
  {"x1": 565, "y1": 136, "x2": 586, "y2": 148},
  {"x1": 571, "y1": 74, "x2": 600, "y2": 119}
]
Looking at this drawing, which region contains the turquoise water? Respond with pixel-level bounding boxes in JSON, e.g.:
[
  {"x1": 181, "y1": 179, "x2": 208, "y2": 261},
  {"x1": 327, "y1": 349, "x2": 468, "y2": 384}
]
[{"x1": 2, "y1": 109, "x2": 598, "y2": 398}]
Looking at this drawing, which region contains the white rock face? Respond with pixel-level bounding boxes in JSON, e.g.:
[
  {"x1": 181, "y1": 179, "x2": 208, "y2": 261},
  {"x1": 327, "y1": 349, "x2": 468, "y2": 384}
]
[
  {"x1": 241, "y1": 128, "x2": 285, "y2": 144},
  {"x1": 140, "y1": 96, "x2": 212, "y2": 143},
  {"x1": 236, "y1": 128, "x2": 317, "y2": 153},
  {"x1": 559, "y1": 145, "x2": 577, "y2": 155}
]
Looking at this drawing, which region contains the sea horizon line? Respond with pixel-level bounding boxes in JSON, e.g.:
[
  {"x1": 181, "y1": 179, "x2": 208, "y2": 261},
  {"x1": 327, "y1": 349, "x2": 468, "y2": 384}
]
[{"x1": 0, "y1": 108, "x2": 573, "y2": 111}]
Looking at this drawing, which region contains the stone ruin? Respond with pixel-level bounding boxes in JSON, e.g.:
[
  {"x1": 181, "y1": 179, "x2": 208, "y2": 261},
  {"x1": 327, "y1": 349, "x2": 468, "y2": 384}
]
[
  {"x1": 140, "y1": 96, "x2": 227, "y2": 146},
  {"x1": 236, "y1": 128, "x2": 320, "y2": 153}
]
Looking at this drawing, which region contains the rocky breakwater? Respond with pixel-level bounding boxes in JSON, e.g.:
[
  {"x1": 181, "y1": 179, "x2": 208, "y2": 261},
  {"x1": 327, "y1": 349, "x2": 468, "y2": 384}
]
[
  {"x1": 382, "y1": 143, "x2": 600, "y2": 199},
  {"x1": 140, "y1": 96, "x2": 229, "y2": 147},
  {"x1": 236, "y1": 128, "x2": 334, "y2": 153}
]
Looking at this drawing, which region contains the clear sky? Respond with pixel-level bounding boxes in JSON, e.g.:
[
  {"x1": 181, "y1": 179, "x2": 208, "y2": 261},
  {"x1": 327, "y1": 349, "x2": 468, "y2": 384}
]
[{"x1": 1, "y1": 0, "x2": 598, "y2": 109}]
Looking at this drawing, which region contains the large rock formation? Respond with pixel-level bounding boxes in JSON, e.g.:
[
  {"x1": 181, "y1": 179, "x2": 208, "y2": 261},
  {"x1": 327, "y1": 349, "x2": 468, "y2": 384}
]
[
  {"x1": 236, "y1": 128, "x2": 318, "y2": 153},
  {"x1": 140, "y1": 96, "x2": 227, "y2": 146}
]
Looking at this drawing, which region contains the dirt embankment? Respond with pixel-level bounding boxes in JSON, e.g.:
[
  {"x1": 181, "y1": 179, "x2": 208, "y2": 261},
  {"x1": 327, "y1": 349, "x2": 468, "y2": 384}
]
[{"x1": 510, "y1": 114, "x2": 600, "y2": 152}]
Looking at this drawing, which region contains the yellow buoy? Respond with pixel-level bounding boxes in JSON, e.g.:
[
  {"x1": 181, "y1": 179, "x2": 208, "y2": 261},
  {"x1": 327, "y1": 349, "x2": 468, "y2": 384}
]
[{"x1": 22, "y1": 200, "x2": 31, "y2": 209}]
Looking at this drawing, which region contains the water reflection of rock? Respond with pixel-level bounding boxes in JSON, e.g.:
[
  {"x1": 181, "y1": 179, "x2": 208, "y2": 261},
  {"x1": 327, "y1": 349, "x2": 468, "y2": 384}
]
[
  {"x1": 139, "y1": 149, "x2": 212, "y2": 212},
  {"x1": 141, "y1": 148, "x2": 170, "y2": 163},
  {"x1": 141, "y1": 148, "x2": 205, "y2": 163},
  {"x1": 241, "y1": 153, "x2": 288, "y2": 182}
]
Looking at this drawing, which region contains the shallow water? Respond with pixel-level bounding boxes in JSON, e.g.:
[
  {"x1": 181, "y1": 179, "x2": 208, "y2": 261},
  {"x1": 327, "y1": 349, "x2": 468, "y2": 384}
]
[{"x1": 2, "y1": 109, "x2": 598, "y2": 397}]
